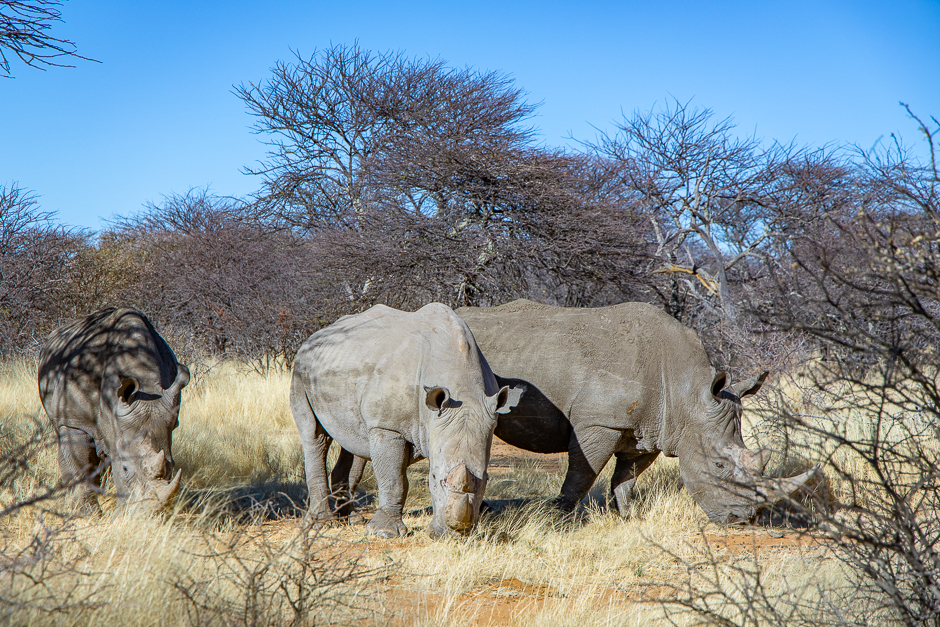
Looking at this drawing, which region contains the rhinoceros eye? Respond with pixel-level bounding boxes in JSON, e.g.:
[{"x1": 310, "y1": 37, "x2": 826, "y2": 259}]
[
  {"x1": 117, "y1": 377, "x2": 139, "y2": 405},
  {"x1": 714, "y1": 462, "x2": 725, "y2": 470}
]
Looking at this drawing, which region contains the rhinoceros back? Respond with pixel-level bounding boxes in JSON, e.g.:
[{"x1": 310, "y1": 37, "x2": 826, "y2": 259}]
[
  {"x1": 293, "y1": 303, "x2": 496, "y2": 455},
  {"x1": 457, "y1": 299, "x2": 715, "y2": 451},
  {"x1": 38, "y1": 307, "x2": 182, "y2": 432}
]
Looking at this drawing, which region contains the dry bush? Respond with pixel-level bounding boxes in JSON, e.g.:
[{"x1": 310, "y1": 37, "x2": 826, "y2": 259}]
[
  {"x1": 168, "y1": 523, "x2": 387, "y2": 627},
  {"x1": 0, "y1": 184, "x2": 89, "y2": 356},
  {"x1": 105, "y1": 189, "x2": 338, "y2": 368},
  {"x1": 647, "y1": 109, "x2": 940, "y2": 626}
]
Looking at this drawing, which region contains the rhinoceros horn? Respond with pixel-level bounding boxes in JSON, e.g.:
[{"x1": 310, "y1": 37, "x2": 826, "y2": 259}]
[
  {"x1": 154, "y1": 468, "x2": 182, "y2": 507},
  {"x1": 757, "y1": 464, "x2": 821, "y2": 505},
  {"x1": 143, "y1": 449, "x2": 181, "y2": 508},
  {"x1": 447, "y1": 494, "x2": 474, "y2": 530},
  {"x1": 736, "y1": 447, "x2": 773, "y2": 475},
  {"x1": 445, "y1": 465, "x2": 478, "y2": 494},
  {"x1": 144, "y1": 449, "x2": 168, "y2": 479}
]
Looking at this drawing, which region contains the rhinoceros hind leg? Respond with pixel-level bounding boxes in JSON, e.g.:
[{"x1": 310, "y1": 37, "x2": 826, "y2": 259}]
[
  {"x1": 291, "y1": 385, "x2": 336, "y2": 525},
  {"x1": 56, "y1": 426, "x2": 102, "y2": 516},
  {"x1": 330, "y1": 448, "x2": 365, "y2": 519},
  {"x1": 609, "y1": 451, "x2": 660, "y2": 517},
  {"x1": 552, "y1": 426, "x2": 621, "y2": 512},
  {"x1": 299, "y1": 425, "x2": 336, "y2": 526},
  {"x1": 365, "y1": 428, "x2": 409, "y2": 538}
]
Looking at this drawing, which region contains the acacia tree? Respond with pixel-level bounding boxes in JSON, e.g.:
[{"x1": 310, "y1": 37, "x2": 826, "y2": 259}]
[
  {"x1": 236, "y1": 44, "x2": 527, "y2": 229},
  {"x1": 239, "y1": 43, "x2": 650, "y2": 311}
]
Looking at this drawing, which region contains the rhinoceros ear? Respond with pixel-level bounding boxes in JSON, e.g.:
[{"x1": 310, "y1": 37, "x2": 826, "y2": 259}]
[
  {"x1": 171, "y1": 363, "x2": 191, "y2": 391},
  {"x1": 117, "y1": 376, "x2": 139, "y2": 405},
  {"x1": 491, "y1": 384, "x2": 525, "y2": 415},
  {"x1": 733, "y1": 371, "x2": 769, "y2": 398},
  {"x1": 424, "y1": 386, "x2": 451, "y2": 413},
  {"x1": 710, "y1": 372, "x2": 728, "y2": 399}
]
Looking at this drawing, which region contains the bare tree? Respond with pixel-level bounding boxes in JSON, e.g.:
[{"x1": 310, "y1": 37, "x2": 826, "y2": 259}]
[
  {"x1": 586, "y1": 99, "x2": 810, "y2": 326},
  {"x1": 0, "y1": 0, "x2": 93, "y2": 77},
  {"x1": 237, "y1": 44, "x2": 537, "y2": 230},
  {"x1": 655, "y1": 108, "x2": 940, "y2": 627}
]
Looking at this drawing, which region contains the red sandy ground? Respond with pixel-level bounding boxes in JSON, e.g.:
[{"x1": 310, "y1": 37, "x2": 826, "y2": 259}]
[{"x1": 240, "y1": 437, "x2": 819, "y2": 626}]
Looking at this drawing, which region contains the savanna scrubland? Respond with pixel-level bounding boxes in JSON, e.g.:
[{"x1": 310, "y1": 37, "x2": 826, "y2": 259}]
[{"x1": 2, "y1": 44, "x2": 939, "y2": 626}]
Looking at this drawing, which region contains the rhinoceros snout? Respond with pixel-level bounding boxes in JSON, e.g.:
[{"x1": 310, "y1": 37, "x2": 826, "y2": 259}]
[{"x1": 433, "y1": 465, "x2": 485, "y2": 535}]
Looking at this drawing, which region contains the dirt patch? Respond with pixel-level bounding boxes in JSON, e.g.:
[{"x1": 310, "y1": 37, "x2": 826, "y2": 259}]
[
  {"x1": 703, "y1": 528, "x2": 822, "y2": 553},
  {"x1": 488, "y1": 437, "x2": 564, "y2": 476},
  {"x1": 205, "y1": 445, "x2": 827, "y2": 626},
  {"x1": 382, "y1": 580, "x2": 558, "y2": 627}
]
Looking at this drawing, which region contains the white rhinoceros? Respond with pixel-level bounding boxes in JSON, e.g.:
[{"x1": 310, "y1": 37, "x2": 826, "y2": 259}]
[
  {"x1": 290, "y1": 303, "x2": 523, "y2": 538},
  {"x1": 38, "y1": 307, "x2": 190, "y2": 515},
  {"x1": 456, "y1": 299, "x2": 818, "y2": 524}
]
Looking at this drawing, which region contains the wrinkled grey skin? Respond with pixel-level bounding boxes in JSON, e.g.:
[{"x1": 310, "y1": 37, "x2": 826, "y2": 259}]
[
  {"x1": 38, "y1": 307, "x2": 190, "y2": 515},
  {"x1": 456, "y1": 299, "x2": 817, "y2": 524},
  {"x1": 290, "y1": 303, "x2": 523, "y2": 539}
]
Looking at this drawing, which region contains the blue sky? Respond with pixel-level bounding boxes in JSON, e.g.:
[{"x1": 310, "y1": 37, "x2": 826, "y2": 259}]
[{"x1": 2, "y1": 0, "x2": 938, "y2": 231}]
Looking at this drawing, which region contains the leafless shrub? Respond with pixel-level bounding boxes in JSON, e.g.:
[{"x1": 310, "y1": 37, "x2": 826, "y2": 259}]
[
  {"x1": 107, "y1": 189, "x2": 338, "y2": 368},
  {"x1": 646, "y1": 527, "x2": 883, "y2": 627},
  {"x1": 170, "y1": 524, "x2": 389, "y2": 627},
  {"x1": 0, "y1": 415, "x2": 102, "y2": 621},
  {"x1": 650, "y1": 107, "x2": 940, "y2": 627},
  {"x1": 0, "y1": 518, "x2": 103, "y2": 621}
]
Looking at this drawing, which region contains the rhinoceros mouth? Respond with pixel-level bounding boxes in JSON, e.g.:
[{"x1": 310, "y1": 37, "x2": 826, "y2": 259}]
[
  {"x1": 688, "y1": 462, "x2": 822, "y2": 526},
  {"x1": 719, "y1": 464, "x2": 823, "y2": 524}
]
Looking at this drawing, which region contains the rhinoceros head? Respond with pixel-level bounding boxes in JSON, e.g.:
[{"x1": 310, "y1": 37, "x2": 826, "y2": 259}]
[
  {"x1": 102, "y1": 363, "x2": 190, "y2": 513},
  {"x1": 423, "y1": 384, "x2": 523, "y2": 538},
  {"x1": 678, "y1": 371, "x2": 817, "y2": 523}
]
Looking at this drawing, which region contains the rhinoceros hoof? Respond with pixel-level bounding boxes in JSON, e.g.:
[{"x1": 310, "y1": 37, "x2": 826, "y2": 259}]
[
  {"x1": 303, "y1": 511, "x2": 339, "y2": 530},
  {"x1": 341, "y1": 510, "x2": 367, "y2": 525},
  {"x1": 547, "y1": 496, "x2": 579, "y2": 513},
  {"x1": 367, "y1": 511, "x2": 408, "y2": 538}
]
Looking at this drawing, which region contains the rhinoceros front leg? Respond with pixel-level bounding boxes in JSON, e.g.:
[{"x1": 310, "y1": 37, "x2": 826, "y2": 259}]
[
  {"x1": 366, "y1": 428, "x2": 409, "y2": 539},
  {"x1": 553, "y1": 426, "x2": 622, "y2": 512},
  {"x1": 609, "y1": 451, "x2": 660, "y2": 517},
  {"x1": 56, "y1": 425, "x2": 103, "y2": 516}
]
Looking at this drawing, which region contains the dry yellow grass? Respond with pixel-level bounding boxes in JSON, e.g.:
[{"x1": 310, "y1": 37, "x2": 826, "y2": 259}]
[{"x1": 0, "y1": 358, "x2": 888, "y2": 626}]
